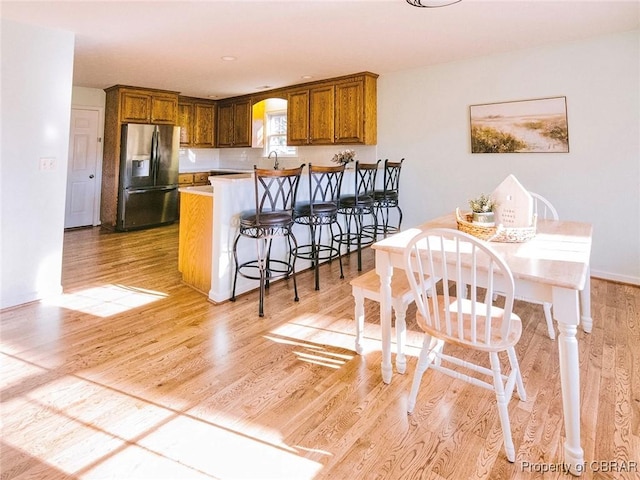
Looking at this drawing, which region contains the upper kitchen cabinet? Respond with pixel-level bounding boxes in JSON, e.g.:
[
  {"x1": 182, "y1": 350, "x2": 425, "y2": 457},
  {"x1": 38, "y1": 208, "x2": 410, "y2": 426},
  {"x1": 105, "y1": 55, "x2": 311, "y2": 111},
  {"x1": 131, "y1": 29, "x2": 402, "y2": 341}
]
[
  {"x1": 110, "y1": 86, "x2": 179, "y2": 124},
  {"x1": 216, "y1": 98, "x2": 251, "y2": 148},
  {"x1": 334, "y1": 75, "x2": 377, "y2": 144},
  {"x1": 177, "y1": 101, "x2": 193, "y2": 145},
  {"x1": 178, "y1": 97, "x2": 216, "y2": 147},
  {"x1": 288, "y1": 85, "x2": 335, "y2": 145},
  {"x1": 194, "y1": 102, "x2": 216, "y2": 147},
  {"x1": 287, "y1": 72, "x2": 377, "y2": 146}
]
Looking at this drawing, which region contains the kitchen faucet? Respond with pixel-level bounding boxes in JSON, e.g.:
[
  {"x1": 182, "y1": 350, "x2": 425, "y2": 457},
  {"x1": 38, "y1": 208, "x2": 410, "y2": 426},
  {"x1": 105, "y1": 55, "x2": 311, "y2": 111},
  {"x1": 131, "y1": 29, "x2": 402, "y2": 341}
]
[{"x1": 268, "y1": 150, "x2": 279, "y2": 170}]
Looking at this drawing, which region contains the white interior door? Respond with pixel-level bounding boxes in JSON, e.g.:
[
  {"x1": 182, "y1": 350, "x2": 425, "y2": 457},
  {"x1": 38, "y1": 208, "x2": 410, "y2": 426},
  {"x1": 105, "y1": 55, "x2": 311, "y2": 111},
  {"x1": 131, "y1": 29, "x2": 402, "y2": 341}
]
[{"x1": 65, "y1": 108, "x2": 100, "y2": 228}]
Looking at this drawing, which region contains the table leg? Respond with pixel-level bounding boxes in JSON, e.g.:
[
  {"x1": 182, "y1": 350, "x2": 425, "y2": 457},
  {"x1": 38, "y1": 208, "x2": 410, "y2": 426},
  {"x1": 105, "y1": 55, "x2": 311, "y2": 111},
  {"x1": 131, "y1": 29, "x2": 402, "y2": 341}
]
[
  {"x1": 553, "y1": 287, "x2": 585, "y2": 476},
  {"x1": 394, "y1": 299, "x2": 407, "y2": 374},
  {"x1": 580, "y1": 267, "x2": 592, "y2": 333},
  {"x1": 375, "y1": 251, "x2": 393, "y2": 384},
  {"x1": 353, "y1": 288, "x2": 365, "y2": 355}
]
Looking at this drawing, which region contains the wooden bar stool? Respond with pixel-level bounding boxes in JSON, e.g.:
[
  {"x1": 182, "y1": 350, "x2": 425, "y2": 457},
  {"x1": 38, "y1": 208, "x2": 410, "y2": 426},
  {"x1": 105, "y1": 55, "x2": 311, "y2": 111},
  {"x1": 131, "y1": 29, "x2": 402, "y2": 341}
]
[
  {"x1": 293, "y1": 163, "x2": 345, "y2": 291},
  {"x1": 231, "y1": 165, "x2": 304, "y2": 317},
  {"x1": 350, "y1": 269, "x2": 416, "y2": 374},
  {"x1": 336, "y1": 160, "x2": 380, "y2": 271},
  {"x1": 372, "y1": 158, "x2": 404, "y2": 238}
]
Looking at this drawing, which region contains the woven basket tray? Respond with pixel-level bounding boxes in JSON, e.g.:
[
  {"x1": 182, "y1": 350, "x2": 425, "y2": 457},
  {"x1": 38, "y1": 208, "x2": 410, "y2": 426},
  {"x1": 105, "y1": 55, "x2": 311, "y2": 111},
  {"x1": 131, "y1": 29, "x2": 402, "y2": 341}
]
[{"x1": 455, "y1": 208, "x2": 537, "y2": 243}]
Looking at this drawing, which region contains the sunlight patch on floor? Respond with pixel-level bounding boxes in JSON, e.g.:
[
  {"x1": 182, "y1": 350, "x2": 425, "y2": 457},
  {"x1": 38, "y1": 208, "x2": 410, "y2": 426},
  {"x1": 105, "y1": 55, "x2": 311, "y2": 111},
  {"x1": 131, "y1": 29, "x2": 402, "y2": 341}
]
[
  {"x1": 132, "y1": 413, "x2": 323, "y2": 479},
  {"x1": 1, "y1": 352, "x2": 49, "y2": 389},
  {"x1": 264, "y1": 332, "x2": 354, "y2": 369},
  {"x1": 267, "y1": 313, "x2": 424, "y2": 360},
  {"x1": 293, "y1": 350, "x2": 345, "y2": 369},
  {"x1": 45, "y1": 284, "x2": 167, "y2": 317},
  {"x1": 2, "y1": 359, "x2": 323, "y2": 479},
  {"x1": 268, "y1": 313, "x2": 356, "y2": 352}
]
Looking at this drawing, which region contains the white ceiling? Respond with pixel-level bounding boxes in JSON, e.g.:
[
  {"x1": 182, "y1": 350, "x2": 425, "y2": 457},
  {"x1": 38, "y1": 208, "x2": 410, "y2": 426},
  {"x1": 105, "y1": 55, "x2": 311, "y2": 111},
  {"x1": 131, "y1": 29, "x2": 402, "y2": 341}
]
[{"x1": 2, "y1": 0, "x2": 638, "y2": 99}]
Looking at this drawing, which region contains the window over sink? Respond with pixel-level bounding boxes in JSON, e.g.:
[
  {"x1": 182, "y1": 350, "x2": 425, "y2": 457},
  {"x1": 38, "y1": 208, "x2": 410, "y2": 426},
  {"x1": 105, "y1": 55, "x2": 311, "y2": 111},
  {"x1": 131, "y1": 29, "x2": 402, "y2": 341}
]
[{"x1": 252, "y1": 98, "x2": 297, "y2": 157}]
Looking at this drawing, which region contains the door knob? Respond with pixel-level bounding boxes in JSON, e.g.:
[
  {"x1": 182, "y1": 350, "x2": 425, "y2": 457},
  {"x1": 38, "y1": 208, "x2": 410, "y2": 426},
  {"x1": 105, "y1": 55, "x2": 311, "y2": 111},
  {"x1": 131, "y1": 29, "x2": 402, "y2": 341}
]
[{"x1": 89, "y1": 174, "x2": 95, "y2": 179}]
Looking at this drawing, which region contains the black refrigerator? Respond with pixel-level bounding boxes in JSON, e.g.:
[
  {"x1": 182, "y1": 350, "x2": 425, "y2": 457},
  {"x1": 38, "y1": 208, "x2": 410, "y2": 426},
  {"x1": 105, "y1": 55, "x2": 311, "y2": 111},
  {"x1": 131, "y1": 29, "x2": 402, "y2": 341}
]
[{"x1": 117, "y1": 124, "x2": 180, "y2": 231}]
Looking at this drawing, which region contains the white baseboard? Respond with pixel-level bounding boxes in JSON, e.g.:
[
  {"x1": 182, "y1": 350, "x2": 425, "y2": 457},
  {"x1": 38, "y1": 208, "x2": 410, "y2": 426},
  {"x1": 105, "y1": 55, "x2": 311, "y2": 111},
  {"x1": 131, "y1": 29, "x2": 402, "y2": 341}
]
[{"x1": 591, "y1": 269, "x2": 640, "y2": 286}]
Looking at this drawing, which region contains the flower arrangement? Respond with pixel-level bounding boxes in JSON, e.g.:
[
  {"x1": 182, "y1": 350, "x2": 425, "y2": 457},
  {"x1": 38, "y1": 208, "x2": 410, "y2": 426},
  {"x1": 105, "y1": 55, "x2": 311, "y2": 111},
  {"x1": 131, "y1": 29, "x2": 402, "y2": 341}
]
[
  {"x1": 331, "y1": 149, "x2": 357, "y2": 165},
  {"x1": 468, "y1": 193, "x2": 497, "y2": 213}
]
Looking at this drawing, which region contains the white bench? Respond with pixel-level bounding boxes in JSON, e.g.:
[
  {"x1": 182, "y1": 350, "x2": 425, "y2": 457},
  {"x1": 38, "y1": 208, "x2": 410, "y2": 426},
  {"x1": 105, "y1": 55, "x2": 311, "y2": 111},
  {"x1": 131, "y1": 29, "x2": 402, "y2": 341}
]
[{"x1": 350, "y1": 269, "x2": 417, "y2": 374}]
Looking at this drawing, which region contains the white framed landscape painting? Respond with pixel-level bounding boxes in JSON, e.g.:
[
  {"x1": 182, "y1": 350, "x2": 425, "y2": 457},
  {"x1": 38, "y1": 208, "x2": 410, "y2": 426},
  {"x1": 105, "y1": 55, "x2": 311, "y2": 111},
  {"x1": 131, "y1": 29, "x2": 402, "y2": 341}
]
[{"x1": 470, "y1": 96, "x2": 569, "y2": 153}]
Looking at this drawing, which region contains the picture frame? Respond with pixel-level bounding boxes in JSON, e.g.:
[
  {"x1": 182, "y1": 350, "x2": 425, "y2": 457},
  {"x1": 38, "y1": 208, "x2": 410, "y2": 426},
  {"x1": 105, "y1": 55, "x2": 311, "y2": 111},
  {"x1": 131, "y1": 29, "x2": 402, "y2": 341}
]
[{"x1": 469, "y1": 96, "x2": 569, "y2": 153}]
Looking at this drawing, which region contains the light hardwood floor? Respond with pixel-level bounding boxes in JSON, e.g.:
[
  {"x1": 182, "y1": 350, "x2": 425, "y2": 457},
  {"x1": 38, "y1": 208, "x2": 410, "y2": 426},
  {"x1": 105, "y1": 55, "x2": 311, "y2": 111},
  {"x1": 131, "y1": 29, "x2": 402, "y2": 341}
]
[{"x1": 1, "y1": 224, "x2": 639, "y2": 479}]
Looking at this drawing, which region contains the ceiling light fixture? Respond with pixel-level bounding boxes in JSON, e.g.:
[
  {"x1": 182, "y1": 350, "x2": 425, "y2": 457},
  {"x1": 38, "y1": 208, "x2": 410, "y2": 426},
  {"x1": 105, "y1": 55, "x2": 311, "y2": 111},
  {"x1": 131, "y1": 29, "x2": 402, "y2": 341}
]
[
  {"x1": 406, "y1": 0, "x2": 461, "y2": 7},
  {"x1": 221, "y1": 56, "x2": 237, "y2": 61}
]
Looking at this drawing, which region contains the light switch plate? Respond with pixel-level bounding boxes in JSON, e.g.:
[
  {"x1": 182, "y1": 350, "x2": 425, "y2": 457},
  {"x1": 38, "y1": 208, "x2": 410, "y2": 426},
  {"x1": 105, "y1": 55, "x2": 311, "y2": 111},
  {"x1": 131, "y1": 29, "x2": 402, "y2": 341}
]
[{"x1": 39, "y1": 157, "x2": 57, "y2": 170}]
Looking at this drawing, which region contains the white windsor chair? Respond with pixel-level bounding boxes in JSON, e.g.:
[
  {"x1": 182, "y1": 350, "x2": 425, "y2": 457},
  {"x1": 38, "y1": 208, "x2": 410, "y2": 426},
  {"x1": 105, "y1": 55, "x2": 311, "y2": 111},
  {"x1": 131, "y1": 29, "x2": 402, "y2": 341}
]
[{"x1": 404, "y1": 228, "x2": 526, "y2": 462}]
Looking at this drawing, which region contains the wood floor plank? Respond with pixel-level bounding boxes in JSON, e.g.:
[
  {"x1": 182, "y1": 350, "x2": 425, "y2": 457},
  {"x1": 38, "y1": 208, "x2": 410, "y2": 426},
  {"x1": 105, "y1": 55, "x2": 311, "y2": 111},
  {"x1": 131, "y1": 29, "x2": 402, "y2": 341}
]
[{"x1": 1, "y1": 224, "x2": 639, "y2": 479}]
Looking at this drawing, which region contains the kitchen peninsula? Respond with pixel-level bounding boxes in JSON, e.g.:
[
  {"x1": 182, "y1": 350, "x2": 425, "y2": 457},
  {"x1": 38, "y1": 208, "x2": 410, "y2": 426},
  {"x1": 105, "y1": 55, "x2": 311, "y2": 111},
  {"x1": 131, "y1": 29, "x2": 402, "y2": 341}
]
[
  {"x1": 178, "y1": 169, "x2": 360, "y2": 302},
  {"x1": 179, "y1": 172, "x2": 310, "y2": 302}
]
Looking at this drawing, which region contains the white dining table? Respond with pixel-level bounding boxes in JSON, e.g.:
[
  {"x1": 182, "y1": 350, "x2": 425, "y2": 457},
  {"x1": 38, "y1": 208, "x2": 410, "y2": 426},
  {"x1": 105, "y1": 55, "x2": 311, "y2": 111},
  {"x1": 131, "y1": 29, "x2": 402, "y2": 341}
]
[{"x1": 372, "y1": 212, "x2": 593, "y2": 475}]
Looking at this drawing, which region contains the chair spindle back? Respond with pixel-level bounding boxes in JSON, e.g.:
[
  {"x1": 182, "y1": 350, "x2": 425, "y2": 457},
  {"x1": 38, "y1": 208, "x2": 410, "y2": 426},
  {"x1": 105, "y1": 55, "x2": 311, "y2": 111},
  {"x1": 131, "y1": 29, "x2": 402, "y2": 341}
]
[{"x1": 404, "y1": 228, "x2": 516, "y2": 347}]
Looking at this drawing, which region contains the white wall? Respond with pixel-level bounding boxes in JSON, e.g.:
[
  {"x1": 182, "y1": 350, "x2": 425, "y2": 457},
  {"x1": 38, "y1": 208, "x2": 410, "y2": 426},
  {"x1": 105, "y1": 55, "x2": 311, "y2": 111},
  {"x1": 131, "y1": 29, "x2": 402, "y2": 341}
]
[
  {"x1": 377, "y1": 30, "x2": 640, "y2": 284},
  {"x1": 72, "y1": 86, "x2": 105, "y2": 108},
  {"x1": 1, "y1": 20, "x2": 75, "y2": 308}
]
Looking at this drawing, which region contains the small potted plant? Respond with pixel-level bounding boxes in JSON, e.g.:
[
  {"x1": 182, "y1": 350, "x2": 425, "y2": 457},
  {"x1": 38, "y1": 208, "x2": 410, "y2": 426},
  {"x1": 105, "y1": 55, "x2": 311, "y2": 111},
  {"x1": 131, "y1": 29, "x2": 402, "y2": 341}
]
[
  {"x1": 331, "y1": 149, "x2": 356, "y2": 166},
  {"x1": 468, "y1": 193, "x2": 497, "y2": 226}
]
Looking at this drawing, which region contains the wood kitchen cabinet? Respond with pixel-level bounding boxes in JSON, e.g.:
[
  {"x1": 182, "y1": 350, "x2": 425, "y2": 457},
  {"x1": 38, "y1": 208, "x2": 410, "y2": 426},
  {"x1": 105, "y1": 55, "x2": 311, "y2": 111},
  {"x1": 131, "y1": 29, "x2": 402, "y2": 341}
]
[
  {"x1": 178, "y1": 97, "x2": 216, "y2": 147},
  {"x1": 117, "y1": 87, "x2": 178, "y2": 124},
  {"x1": 287, "y1": 90, "x2": 309, "y2": 145},
  {"x1": 178, "y1": 189, "x2": 213, "y2": 294},
  {"x1": 177, "y1": 101, "x2": 194, "y2": 146},
  {"x1": 334, "y1": 75, "x2": 377, "y2": 144},
  {"x1": 287, "y1": 85, "x2": 335, "y2": 145},
  {"x1": 287, "y1": 72, "x2": 377, "y2": 146},
  {"x1": 194, "y1": 103, "x2": 216, "y2": 147},
  {"x1": 177, "y1": 172, "x2": 211, "y2": 219},
  {"x1": 179, "y1": 172, "x2": 211, "y2": 186},
  {"x1": 101, "y1": 85, "x2": 180, "y2": 229},
  {"x1": 179, "y1": 173, "x2": 195, "y2": 186},
  {"x1": 216, "y1": 98, "x2": 251, "y2": 148}
]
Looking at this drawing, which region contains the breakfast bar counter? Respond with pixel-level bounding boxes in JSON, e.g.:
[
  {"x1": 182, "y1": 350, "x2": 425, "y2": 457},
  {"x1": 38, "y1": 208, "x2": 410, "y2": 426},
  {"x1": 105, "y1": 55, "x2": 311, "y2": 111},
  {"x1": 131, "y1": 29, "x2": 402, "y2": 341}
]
[
  {"x1": 178, "y1": 173, "x2": 276, "y2": 301},
  {"x1": 179, "y1": 169, "x2": 357, "y2": 302}
]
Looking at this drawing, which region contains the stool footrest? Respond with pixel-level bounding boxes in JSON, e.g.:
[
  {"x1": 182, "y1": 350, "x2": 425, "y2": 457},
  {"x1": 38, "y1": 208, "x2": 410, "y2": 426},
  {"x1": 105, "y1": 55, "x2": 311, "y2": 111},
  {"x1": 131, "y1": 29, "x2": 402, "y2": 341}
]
[
  {"x1": 236, "y1": 258, "x2": 293, "y2": 282},
  {"x1": 333, "y1": 232, "x2": 376, "y2": 247},
  {"x1": 293, "y1": 243, "x2": 341, "y2": 263}
]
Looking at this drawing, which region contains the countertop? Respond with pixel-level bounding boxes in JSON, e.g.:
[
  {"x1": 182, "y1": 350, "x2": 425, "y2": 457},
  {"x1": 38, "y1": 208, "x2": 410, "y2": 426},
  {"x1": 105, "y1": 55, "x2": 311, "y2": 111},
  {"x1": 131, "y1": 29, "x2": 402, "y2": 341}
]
[
  {"x1": 208, "y1": 173, "x2": 252, "y2": 183},
  {"x1": 179, "y1": 168, "x2": 253, "y2": 174},
  {"x1": 178, "y1": 185, "x2": 213, "y2": 197}
]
